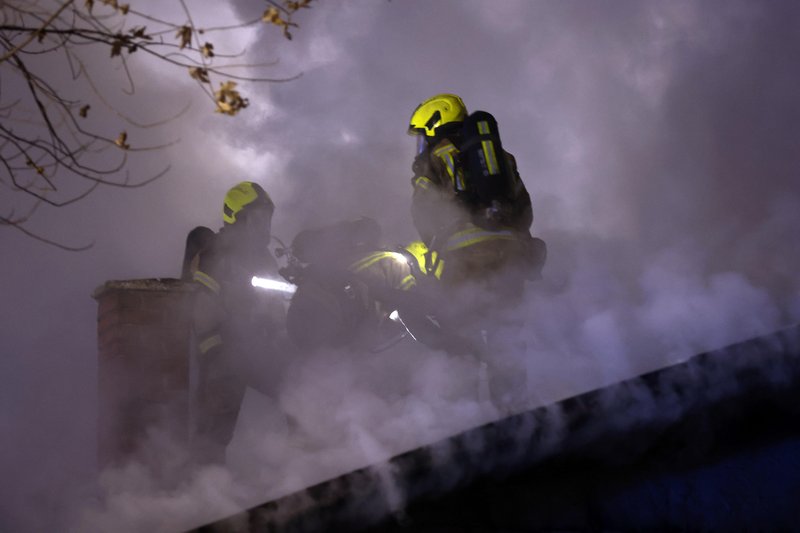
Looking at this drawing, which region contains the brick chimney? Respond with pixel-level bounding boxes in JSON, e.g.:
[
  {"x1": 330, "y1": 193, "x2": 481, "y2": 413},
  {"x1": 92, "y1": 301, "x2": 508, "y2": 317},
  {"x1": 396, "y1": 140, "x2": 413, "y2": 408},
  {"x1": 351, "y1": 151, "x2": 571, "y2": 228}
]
[{"x1": 93, "y1": 279, "x2": 194, "y2": 468}]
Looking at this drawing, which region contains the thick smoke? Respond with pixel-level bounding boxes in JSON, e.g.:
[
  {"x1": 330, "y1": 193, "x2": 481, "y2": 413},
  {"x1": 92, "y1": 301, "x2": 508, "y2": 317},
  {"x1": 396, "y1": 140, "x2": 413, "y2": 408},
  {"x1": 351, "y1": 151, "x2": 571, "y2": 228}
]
[{"x1": 4, "y1": 0, "x2": 800, "y2": 531}]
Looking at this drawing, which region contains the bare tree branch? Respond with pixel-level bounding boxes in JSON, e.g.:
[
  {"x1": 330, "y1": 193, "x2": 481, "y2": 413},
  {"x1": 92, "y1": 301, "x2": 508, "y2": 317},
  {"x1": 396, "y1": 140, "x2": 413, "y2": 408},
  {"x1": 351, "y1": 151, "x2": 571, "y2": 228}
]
[
  {"x1": 1, "y1": 211, "x2": 94, "y2": 250},
  {"x1": 0, "y1": 0, "x2": 315, "y2": 249},
  {"x1": 0, "y1": 0, "x2": 73, "y2": 63}
]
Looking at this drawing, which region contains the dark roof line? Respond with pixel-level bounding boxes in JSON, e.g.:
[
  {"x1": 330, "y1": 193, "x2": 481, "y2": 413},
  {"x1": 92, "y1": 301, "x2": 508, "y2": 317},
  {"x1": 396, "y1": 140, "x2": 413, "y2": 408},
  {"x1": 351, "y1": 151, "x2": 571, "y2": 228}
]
[{"x1": 191, "y1": 323, "x2": 800, "y2": 532}]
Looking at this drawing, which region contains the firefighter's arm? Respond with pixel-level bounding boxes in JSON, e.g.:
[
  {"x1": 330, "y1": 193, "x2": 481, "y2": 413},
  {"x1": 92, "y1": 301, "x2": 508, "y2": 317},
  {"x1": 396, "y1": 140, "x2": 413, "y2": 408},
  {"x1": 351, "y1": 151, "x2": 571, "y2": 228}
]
[
  {"x1": 411, "y1": 154, "x2": 462, "y2": 245},
  {"x1": 411, "y1": 177, "x2": 440, "y2": 245},
  {"x1": 410, "y1": 153, "x2": 435, "y2": 243}
]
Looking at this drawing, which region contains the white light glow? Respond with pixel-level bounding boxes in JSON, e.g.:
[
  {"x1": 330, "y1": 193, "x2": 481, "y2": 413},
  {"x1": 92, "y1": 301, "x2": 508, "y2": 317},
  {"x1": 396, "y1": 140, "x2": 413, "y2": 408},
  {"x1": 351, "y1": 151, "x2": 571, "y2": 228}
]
[{"x1": 251, "y1": 276, "x2": 297, "y2": 294}]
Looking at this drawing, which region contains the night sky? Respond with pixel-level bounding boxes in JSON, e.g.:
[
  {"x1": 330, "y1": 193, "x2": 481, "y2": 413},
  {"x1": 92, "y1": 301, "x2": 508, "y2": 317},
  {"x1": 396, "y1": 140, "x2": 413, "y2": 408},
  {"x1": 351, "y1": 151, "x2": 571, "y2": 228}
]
[{"x1": 2, "y1": 1, "x2": 800, "y2": 531}]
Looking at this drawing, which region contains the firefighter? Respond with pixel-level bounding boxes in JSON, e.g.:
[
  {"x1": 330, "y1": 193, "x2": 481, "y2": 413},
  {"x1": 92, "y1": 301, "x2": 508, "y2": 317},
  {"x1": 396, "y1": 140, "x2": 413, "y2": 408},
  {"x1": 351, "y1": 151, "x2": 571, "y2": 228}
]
[
  {"x1": 184, "y1": 181, "x2": 287, "y2": 465},
  {"x1": 407, "y1": 93, "x2": 546, "y2": 302},
  {"x1": 282, "y1": 218, "x2": 438, "y2": 352}
]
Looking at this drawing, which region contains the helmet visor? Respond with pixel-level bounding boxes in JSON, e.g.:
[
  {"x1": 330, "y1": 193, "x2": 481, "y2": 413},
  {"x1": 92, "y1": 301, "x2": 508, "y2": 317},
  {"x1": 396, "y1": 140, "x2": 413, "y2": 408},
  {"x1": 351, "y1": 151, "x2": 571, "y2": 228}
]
[{"x1": 416, "y1": 134, "x2": 428, "y2": 155}]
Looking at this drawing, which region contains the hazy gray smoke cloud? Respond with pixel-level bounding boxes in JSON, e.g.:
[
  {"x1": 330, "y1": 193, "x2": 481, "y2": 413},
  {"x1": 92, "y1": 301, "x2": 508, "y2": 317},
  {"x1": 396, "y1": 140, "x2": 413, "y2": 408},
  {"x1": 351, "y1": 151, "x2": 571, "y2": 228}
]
[{"x1": 4, "y1": 0, "x2": 800, "y2": 531}]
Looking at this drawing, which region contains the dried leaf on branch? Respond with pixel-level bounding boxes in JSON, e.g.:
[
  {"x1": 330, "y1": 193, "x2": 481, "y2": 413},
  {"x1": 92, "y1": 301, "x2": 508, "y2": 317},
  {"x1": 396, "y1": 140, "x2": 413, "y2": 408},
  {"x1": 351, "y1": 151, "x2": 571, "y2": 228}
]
[
  {"x1": 262, "y1": 6, "x2": 299, "y2": 40},
  {"x1": 189, "y1": 67, "x2": 210, "y2": 83},
  {"x1": 214, "y1": 81, "x2": 249, "y2": 116},
  {"x1": 200, "y1": 42, "x2": 214, "y2": 58},
  {"x1": 114, "y1": 131, "x2": 130, "y2": 149},
  {"x1": 176, "y1": 25, "x2": 192, "y2": 49}
]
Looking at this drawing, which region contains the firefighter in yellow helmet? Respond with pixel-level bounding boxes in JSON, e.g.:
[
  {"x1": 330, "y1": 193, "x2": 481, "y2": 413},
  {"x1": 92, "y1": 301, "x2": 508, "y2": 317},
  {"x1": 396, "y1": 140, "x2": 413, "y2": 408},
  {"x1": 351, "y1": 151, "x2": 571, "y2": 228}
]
[
  {"x1": 407, "y1": 93, "x2": 546, "y2": 300},
  {"x1": 183, "y1": 181, "x2": 288, "y2": 465}
]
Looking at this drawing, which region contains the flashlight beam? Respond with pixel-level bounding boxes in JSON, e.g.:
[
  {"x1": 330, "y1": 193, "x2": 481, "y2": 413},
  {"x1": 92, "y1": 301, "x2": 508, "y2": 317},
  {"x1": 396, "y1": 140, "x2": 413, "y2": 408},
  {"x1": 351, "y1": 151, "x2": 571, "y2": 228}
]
[{"x1": 251, "y1": 276, "x2": 297, "y2": 294}]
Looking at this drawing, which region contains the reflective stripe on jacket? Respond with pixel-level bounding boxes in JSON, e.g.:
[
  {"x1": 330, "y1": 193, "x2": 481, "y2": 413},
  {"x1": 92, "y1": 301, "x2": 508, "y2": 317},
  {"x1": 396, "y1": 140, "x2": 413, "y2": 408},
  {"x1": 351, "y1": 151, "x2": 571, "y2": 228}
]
[
  {"x1": 348, "y1": 251, "x2": 417, "y2": 291},
  {"x1": 193, "y1": 269, "x2": 221, "y2": 294},
  {"x1": 443, "y1": 224, "x2": 517, "y2": 253}
]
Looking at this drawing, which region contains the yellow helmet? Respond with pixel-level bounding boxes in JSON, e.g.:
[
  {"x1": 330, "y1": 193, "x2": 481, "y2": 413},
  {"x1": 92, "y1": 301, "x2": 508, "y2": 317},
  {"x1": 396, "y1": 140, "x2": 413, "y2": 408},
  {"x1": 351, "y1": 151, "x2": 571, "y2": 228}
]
[
  {"x1": 404, "y1": 240, "x2": 444, "y2": 279},
  {"x1": 408, "y1": 93, "x2": 467, "y2": 138},
  {"x1": 223, "y1": 181, "x2": 274, "y2": 225}
]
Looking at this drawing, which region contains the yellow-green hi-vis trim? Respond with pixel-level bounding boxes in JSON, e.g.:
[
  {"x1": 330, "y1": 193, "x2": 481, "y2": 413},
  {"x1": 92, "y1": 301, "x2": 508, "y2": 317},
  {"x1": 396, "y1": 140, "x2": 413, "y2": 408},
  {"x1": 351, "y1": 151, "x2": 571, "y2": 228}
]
[
  {"x1": 400, "y1": 275, "x2": 416, "y2": 290},
  {"x1": 193, "y1": 270, "x2": 220, "y2": 294},
  {"x1": 198, "y1": 333, "x2": 223, "y2": 354},
  {"x1": 476, "y1": 120, "x2": 499, "y2": 175},
  {"x1": 445, "y1": 227, "x2": 515, "y2": 252},
  {"x1": 414, "y1": 176, "x2": 432, "y2": 190},
  {"x1": 481, "y1": 139, "x2": 499, "y2": 175},
  {"x1": 350, "y1": 251, "x2": 408, "y2": 273}
]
